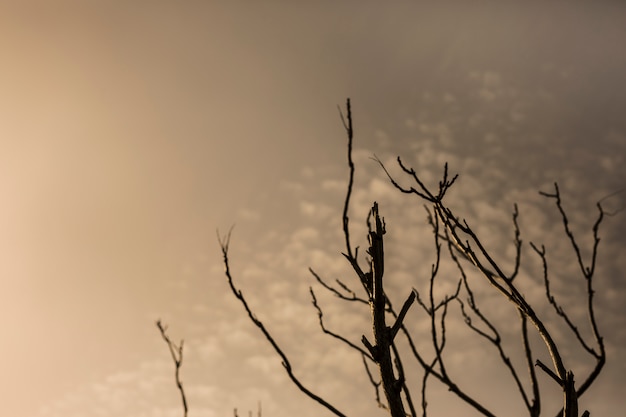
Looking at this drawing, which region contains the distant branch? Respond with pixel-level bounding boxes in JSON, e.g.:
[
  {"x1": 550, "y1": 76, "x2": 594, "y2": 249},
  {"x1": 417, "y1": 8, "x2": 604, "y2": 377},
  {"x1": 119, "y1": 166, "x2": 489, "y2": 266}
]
[{"x1": 156, "y1": 320, "x2": 188, "y2": 417}]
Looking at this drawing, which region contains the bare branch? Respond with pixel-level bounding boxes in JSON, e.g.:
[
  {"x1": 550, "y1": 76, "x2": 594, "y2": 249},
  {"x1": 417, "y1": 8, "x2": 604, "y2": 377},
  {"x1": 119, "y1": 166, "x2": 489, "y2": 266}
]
[
  {"x1": 365, "y1": 202, "x2": 407, "y2": 417},
  {"x1": 448, "y1": 226, "x2": 534, "y2": 413},
  {"x1": 390, "y1": 290, "x2": 416, "y2": 342},
  {"x1": 156, "y1": 320, "x2": 188, "y2": 417},
  {"x1": 538, "y1": 183, "x2": 608, "y2": 417},
  {"x1": 340, "y1": 98, "x2": 356, "y2": 260},
  {"x1": 217, "y1": 229, "x2": 347, "y2": 417},
  {"x1": 309, "y1": 267, "x2": 369, "y2": 305},
  {"x1": 391, "y1": 341, "x2": 417, "y2": 417},
  {"x1": 434, "y1": 202, "x2": 569, "y2": 383},
  {"x1": 310, "y1": 287, "x2": 374, "y2": 361},
  {"x1": 362, "y1": 353, "x2": 387, "y2": 411},
  {"x1": 529, "y1": 242, "x2": 598, "y2": 356},
  {"x1": 521, "y1": 312, "x2": 541, "y2": 417},
  {"x1": 535, "y1": 359, "x2": 564, "y2": 386}
]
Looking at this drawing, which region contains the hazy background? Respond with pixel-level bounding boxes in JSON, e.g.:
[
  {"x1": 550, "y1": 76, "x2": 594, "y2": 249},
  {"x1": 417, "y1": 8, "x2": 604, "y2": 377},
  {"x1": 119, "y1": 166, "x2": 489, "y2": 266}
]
[{"x1": 1, "y1": 1, "x2": 625, "y2": 416}]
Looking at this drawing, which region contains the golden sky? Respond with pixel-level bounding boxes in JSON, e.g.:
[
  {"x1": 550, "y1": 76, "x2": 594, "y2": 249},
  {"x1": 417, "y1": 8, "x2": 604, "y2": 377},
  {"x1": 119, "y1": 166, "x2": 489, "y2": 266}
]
[{"x1": 1, "y1": 2, "x2": 625, "y2": 417}]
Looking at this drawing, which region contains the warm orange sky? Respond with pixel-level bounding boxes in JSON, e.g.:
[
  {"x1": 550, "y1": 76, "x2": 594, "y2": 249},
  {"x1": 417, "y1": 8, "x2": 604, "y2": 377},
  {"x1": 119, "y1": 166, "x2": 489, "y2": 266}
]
[{"x1": 1, "y1": 2, "x2": 625, "y2": 417}]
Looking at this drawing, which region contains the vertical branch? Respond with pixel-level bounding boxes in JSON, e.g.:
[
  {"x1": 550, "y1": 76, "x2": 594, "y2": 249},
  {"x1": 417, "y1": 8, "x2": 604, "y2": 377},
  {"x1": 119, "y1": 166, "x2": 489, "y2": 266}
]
[
  {"x1": 339, "y1": 99, "x2": 415, "y2": 416},
  {"x1": 563, "y1": 372, "x2": 578, "y2": 417},
  {"x1": 392, "y1": 341, "x2": 417, "y2": 417},
  {"x1": 520, "y1": 312, "x2": 541, "y2": 417},
  {"x1": 536, "y1": 183, "x2": 607, "y2": 417},
  {"x1": 361, "y1": 203, "x2": 408, "y2": 417},
  {"x1": 156, "y1": 320, "x2": 188, "y2": 417},
  {"x1": 428, "y1": 209, "x2": 447, "y2": 379},
  {"x1": 339, "y1": 98, "x2": 355, "y2": 259}
]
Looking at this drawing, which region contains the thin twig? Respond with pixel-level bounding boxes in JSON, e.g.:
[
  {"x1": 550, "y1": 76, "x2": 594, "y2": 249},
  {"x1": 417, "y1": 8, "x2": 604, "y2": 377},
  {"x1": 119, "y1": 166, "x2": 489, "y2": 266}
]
[
  {"x1": 310, "y1": 287, "x2": 374, "y2": 361},
  {"x1": 156, "y1": 320, "x2": 188, "y2": 417}
]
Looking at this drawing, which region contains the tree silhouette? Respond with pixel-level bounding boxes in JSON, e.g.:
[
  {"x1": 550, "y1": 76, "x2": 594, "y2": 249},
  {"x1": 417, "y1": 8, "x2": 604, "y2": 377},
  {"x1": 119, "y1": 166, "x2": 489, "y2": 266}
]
[{"x1": 218, "y1": 99, "x2": 610, "y2": 417}]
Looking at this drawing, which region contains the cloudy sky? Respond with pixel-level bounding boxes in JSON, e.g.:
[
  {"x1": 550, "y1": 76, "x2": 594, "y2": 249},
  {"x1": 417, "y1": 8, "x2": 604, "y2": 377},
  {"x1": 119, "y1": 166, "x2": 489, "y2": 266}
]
[{"x1": 1, "y1": 1, "x2": 625, "y2": 417}]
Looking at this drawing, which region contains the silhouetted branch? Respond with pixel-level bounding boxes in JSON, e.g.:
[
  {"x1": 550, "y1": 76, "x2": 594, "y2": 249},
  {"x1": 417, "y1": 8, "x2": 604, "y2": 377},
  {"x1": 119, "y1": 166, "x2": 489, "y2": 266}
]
[
  {"x1": 310, "y1": 287, "x2": 374, "y2": 361},
  {"x1": 365, "y1": 202, "x2": 408, "y2": 417},
  {"x1": 449, "y1": 223, "x2": 535, "y2": 414},
  {"x1": 536, "y1": 183, "x2": 607, "y2": 417},
  {"x1": 156, "y1": 320, "x2": 188, "y2": 417},
  {"x1": 362, "y1": 353, "x2": 386, "y2": 410},
  {"x1": 430, "y1": 202, "x2": 569, "y2": 384},
  {"x1": 536, "y1": 359, "x2": 563, "y2": 386},
  {"x1": 218, "y1": 227, "x2": 347, "y2": 417},
  {"x1": 340, "y1": 98, "x2": 356, "y2": 260},
  {"x1": 309, "y1": 267, "x2": 369, "y2": 305}
]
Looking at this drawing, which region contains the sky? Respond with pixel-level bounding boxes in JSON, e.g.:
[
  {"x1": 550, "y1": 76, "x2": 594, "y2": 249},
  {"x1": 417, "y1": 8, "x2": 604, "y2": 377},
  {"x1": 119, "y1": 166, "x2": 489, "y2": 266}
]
[{"x1": 1, "y1": 1, "x2": 625, "y2": 416}]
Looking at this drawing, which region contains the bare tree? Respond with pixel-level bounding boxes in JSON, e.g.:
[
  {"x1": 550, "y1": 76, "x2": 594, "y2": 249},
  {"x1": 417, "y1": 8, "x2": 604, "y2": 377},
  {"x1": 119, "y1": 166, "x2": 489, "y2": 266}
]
[{"x1": 219, "y1": 99, "x2": 608, "y2": 417}]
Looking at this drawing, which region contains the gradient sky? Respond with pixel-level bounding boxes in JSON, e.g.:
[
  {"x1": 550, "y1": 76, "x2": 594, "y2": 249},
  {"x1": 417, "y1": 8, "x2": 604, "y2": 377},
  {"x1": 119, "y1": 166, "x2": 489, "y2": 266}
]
[{"x1": 2, "y1": 2, "x2": 625, "y2": 417}]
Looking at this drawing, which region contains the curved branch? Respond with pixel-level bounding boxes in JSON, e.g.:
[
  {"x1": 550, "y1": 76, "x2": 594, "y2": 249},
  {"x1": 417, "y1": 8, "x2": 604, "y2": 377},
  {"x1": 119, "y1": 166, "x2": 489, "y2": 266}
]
[
  {"x1": 309, "y1": 287, "x2": 373, "y2": 361},
  {"x1": 218, "y1": 228, "x2": 347, "y2": 417}
]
